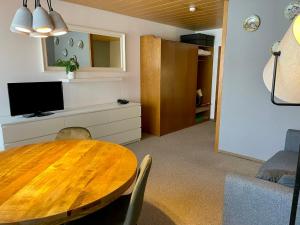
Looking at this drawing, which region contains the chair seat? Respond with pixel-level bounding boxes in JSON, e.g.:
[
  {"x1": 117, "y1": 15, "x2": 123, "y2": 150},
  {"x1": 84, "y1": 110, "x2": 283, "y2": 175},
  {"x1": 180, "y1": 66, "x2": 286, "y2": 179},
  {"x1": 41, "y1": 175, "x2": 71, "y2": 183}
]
[{"x1": 68, "y1": 195, "x2": 131, "y2": 225}]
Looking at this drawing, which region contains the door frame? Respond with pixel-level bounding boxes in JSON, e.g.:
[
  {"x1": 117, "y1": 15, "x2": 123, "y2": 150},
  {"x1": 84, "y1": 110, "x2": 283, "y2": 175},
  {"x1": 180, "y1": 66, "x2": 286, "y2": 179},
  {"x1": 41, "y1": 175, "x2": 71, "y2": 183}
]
[{"x1": 214, "y1": 0, "x2": 229, "y2": 152}]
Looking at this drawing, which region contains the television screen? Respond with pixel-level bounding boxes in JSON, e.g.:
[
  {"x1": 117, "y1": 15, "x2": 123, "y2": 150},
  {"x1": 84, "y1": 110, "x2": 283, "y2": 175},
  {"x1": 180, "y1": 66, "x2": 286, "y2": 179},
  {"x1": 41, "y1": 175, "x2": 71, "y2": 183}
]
[{"x1": 7, "y1": 82, "x2": 64, "y2": 116}]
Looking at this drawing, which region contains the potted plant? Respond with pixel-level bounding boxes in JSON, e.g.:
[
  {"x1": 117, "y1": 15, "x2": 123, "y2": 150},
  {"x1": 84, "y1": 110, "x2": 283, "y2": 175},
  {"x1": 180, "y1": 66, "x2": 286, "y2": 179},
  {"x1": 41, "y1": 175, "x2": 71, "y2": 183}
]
[{"x1": 55, "y1": 57, "x2": 80, "y2": 79}]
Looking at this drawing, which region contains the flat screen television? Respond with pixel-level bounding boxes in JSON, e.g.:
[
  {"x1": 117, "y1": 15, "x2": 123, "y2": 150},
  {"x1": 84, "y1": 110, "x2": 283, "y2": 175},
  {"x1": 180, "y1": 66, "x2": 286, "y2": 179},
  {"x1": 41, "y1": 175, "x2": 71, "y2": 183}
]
[{"x1": 7, "y1": 82, "x2": 64, "y2": 117}]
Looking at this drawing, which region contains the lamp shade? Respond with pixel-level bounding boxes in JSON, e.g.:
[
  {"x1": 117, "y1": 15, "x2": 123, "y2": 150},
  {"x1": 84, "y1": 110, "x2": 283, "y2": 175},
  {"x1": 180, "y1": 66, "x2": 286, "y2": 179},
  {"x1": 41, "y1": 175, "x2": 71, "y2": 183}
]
[
  {"x1": 33, "y1": 6, "x2": 53, "y2": 33},
  {"x1": 11, "y1": 6, "x2": 32, "y2": 33},
  {"x1": 49, "y1": 11, "x2": 68, "y2": 36},
  {"x1": 10, "y1": 26, "x2": 29, "y2": 35},
  {"x1": 293, "y1": 15, "x2": 300, "y2": 44},
  {"x1": 263, "y1": 20, "x2": 300, "y2": 103}
]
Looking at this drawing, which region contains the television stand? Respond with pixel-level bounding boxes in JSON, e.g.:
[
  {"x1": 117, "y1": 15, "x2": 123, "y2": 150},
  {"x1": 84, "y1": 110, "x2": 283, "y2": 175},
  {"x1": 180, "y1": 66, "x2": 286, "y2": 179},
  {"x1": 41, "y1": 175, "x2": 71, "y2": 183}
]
[{"x1": 23, "y1": 112, "x2": 54, "y2": 118}]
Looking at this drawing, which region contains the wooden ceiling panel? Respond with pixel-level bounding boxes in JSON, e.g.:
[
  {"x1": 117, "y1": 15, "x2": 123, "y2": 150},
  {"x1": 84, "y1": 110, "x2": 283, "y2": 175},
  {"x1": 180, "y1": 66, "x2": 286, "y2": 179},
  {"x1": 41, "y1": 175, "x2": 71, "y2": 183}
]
[{"x1": 63, "y1": 0, "x2": 224, "y2": 30}]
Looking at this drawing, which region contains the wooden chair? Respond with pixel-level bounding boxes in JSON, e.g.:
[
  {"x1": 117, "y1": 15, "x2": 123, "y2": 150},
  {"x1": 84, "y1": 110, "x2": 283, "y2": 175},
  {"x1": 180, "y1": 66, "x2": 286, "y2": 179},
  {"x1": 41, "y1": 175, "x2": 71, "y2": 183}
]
[
  {"x1": 55, "y1": 127, "x2": 92, "y2": 140},
  {"x1": 68, "y1": 154, "x2": 152, "y2": 225}
]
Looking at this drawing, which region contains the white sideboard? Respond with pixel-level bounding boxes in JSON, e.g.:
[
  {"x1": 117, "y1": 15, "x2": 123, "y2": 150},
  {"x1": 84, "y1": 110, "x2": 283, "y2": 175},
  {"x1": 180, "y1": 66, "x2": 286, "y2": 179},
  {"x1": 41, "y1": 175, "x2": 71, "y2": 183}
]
[{"x1": 0, "y1": 103, "x2": 141, "y2": 150}]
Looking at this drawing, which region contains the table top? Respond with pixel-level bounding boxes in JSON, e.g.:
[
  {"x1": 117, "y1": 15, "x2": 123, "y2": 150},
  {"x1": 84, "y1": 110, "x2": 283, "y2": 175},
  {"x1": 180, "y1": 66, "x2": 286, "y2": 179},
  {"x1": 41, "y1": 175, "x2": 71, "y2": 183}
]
[{"x1": 0, "y1": 140, "x2": 138, "y2": 225}]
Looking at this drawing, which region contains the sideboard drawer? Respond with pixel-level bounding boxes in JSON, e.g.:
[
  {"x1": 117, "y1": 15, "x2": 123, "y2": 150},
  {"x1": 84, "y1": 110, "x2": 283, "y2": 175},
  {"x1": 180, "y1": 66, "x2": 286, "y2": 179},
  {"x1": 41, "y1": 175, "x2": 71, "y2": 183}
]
[
  {"x1": 5, "y1": 134, "x2": 57, "y2": 149},
  {"x1": 2, "y1": 118, "x2": 64, "y2": 143},
  {"x1": 65, "y1": 106, "x2": 141, "y2": 127},
  {"x1": 98, "y1": 128, "x2": 141, "y2": 144},
  {"x1": 89, "y1": 117, "x2": 141, "y2": 139}
]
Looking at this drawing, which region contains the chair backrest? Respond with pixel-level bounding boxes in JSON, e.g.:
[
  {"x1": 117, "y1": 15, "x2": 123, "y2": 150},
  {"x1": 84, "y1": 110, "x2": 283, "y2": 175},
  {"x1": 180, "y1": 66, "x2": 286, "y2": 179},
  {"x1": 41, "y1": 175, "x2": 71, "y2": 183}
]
[
  {"x1": 123, "y1": 154, "x2": 152, "y2": 225},
  {"x1": 55, "y1": 127, "x2": 92, "y2": 140}
]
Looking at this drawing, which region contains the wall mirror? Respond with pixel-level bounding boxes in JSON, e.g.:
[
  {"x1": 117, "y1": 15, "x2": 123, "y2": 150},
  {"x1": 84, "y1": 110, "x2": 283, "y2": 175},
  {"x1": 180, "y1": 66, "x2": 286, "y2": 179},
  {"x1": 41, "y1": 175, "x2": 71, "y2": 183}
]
[{"x1": 42, "y1": 25, "x2": 126, "y2": 72}]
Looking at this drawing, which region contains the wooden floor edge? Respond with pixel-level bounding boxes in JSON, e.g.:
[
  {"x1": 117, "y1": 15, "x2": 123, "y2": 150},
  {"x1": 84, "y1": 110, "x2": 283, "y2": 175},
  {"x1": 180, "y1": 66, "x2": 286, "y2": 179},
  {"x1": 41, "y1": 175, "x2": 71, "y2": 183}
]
[{"x1": 218, "y1": 150, "x2": 265, "y2": 164}]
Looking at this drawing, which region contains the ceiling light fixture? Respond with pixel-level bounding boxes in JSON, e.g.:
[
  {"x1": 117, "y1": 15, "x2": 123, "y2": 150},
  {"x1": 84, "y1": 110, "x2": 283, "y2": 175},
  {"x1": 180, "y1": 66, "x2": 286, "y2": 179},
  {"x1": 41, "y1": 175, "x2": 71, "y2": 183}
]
[
  {"x1": 189, "y1": 5, "x2": 197, "y2": 12},
  {"x1": 10, "y1": 0, "x2": 68, "y2": 38},
  {"x1": 11, "y1": 0, "x2": 33, "y2": 34},
  {"x1": 32, "y1": 0, "x2": 53, "y2": 33},
  {"x1": 47, "y1": 0, "x2": 68, "y2": 36}
]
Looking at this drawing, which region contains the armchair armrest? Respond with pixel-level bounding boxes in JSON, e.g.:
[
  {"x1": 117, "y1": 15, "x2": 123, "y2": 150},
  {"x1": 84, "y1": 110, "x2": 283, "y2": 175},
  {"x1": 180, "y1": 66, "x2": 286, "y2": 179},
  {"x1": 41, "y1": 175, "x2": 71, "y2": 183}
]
[
  {"x1": 285, "y1": 129, "x2": 300, "y2": 152},
  {"x1": 223, "y1": 174, "x2": 292, "y2": 225}
]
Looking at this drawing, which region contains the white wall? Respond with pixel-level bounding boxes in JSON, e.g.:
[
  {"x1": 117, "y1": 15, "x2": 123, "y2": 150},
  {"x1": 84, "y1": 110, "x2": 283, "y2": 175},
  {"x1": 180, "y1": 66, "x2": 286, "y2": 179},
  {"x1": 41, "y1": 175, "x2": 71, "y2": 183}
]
[
  {"x1": 219, "y1": 0, "x2": 298, "y2": 161},
  {"x1": 0, "y1": 0, "x2": 192, "y2": 116},
  {"x1": 195, "y1": 29, "x2": 222, "y2": 119}
]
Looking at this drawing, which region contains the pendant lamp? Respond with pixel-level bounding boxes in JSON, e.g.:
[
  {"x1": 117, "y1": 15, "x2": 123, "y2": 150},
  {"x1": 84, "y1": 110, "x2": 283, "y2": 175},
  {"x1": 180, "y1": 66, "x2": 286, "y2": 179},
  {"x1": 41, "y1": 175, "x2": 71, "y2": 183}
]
[{"x1": 10, "y1": 0, "x2": 68, "y2": 38}]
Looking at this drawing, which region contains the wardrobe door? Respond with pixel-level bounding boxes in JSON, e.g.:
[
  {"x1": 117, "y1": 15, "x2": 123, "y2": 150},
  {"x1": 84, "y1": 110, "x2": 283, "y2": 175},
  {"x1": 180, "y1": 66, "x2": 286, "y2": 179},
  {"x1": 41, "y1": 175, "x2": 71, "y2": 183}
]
[
  {"x1": 141, "y1": 35, "x2": 162, "y2": 136},
  {"x1": 160, "y1": 40, "x2": 198, "y2": 135}
]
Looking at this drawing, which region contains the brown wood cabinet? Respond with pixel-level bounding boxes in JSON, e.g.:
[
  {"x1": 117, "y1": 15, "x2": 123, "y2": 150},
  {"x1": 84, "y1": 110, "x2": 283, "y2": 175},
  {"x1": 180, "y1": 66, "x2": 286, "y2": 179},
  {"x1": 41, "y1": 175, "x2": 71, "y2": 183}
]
[{"x1": 141, "y1": 35, "x2": 198, "y2": 136}]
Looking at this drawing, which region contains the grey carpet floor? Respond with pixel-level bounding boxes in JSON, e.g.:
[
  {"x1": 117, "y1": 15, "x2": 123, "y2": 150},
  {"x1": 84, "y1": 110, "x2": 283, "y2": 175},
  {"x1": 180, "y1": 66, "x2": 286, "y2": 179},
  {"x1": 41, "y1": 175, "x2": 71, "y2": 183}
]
[{"x1": 127, "y1": 121, "x2": 261, "y2": 225}]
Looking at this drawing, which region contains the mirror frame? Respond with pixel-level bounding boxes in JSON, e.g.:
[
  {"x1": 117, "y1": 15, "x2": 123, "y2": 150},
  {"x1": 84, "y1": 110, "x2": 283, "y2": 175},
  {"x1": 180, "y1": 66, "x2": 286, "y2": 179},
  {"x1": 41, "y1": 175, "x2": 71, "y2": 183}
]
[{"x1": 41, "y1": 24, "x2": 126, "y2": 72}]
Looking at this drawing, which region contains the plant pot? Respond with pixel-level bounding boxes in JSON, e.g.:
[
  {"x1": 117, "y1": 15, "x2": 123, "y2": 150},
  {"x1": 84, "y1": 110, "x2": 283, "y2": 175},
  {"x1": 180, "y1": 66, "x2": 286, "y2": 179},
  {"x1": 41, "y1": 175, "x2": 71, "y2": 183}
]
[{"x1": 67, "y1": 71, "x2": 75, "y2": 80}]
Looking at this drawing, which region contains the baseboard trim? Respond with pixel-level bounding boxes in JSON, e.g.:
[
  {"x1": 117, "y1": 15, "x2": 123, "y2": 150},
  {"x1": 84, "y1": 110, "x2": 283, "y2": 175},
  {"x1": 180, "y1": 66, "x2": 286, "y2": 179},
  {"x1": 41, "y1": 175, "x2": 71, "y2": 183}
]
[{"x1": 219, "y1": 150, "x2": 265, "y2": 163}]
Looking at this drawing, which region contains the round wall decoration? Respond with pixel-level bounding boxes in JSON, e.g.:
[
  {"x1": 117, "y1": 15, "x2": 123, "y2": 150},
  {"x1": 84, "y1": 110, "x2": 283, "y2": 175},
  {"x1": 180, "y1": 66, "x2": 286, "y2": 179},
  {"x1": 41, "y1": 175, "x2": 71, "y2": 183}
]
[
  {"x1": 73, "y1": 55, "x2": 77, "y2": 62},
  {"x1": 78, "y1": 40, "x2": 84, "y2": 49},
  {"x1": 243, "y1": 15, "x2": 261, "y2": 32},
  {"x1": 54, "y1": 37, "x2": 59, "y2": 46},
  {"x1": 68, "y1": 38, "x2": 74, "y2": 47},
  {"x1": 62, "y1": 48, "x2": 68, "y2": 57}
]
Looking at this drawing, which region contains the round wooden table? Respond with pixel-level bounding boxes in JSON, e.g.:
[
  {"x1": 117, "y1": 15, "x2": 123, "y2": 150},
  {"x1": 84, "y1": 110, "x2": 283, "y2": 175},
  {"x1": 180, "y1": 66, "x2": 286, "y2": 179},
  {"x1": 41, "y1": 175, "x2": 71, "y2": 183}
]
[{"x1": 0, "y1": 140, "x2": 137, "y2": 225}]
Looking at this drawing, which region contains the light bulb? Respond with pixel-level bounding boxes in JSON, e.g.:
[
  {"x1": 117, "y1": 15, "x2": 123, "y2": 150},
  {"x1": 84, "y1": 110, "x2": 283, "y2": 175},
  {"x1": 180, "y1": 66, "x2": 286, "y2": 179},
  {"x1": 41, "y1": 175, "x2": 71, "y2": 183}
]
[
  {"x1": 189, "y1": 5, "x2": 197, "y2": 12},
  {"x1": 293, "y1": 15, "x2": 300, "y2": 44},
  {"x1": 30, "y1": 32, "x2": 49, "y2": 38}
]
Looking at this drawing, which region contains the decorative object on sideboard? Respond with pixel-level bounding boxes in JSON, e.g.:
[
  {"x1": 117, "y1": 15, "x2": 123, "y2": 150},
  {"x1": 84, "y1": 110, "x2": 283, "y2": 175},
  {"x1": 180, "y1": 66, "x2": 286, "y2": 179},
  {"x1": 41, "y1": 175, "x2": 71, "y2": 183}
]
[
  {"x1": 55, "y1": 57, "x2": 79, "y2": 80},
  {"x1": 262, "y1": 9, "x2": 300, "y2": 225},
  {"x1": 117, "y1": 99, "x2": 129, "y2": 105},
  {"x1": 243, "y1": 15, "x2": 261, "y2": 32},
  {"x1": 10, "y1": 0, "x2": 68, "y2": 38}
]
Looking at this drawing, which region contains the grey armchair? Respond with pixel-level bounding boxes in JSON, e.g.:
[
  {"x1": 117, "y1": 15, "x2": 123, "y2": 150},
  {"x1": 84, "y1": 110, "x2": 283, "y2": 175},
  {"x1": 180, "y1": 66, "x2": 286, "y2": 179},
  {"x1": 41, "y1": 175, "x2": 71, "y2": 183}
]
[
  {"x1": 223, "y1": 174, "x2": 293, "y2": 225},
  {"x1": 223, "y1": 129, "x2": 300, "y2": 225}
]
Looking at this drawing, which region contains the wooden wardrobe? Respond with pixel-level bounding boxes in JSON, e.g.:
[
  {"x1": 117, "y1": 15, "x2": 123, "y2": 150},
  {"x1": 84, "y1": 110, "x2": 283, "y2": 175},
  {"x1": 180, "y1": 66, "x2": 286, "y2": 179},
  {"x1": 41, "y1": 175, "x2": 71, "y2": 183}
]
[{"x1": 141, "y1": 35, "x2": 198, "y2": 136}]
